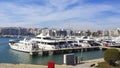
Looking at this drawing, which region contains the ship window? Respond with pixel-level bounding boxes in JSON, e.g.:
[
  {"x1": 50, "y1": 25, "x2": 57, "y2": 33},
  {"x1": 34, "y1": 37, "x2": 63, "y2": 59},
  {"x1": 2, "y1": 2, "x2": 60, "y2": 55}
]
[
  {"x1": 83, "y1": 36, "x2": 88, "y2": 39},
  {"x1": 37, "y1": 37, "x2": 41, "y2": 39},
  {"x1": 59, "y1": 42, "x2": 66, "y2": 45},
  {"x1": 47, "y1": 43, "x2": 58, "y2": 45},
  {"x1": 43, "y1": 37, "x2": 56, "y2": 40},
  {"x1": 68, "y1": 41, "x2": 73, "y2": 43},
  {"x1": 43, "y1": 37, "x2": 51, "y2": 40},
  {"x1": 41, "y1": 42, "x2": 45, "y2": 44},
  {"x1": 79, "y1": 40, "x2": 83, "y2": 42},
  {"x1": 25, "y1": 43, "x2": 27, "y2": 45},
  {"x1": 36, "y1": 41, "x2": 41, "y2": 43},
  {"x1": 74, "y1": 41, "x2": 78, "y2": 43},
  {"x1": 74, "y1": 44, "x2": 78, "y2": 46}
]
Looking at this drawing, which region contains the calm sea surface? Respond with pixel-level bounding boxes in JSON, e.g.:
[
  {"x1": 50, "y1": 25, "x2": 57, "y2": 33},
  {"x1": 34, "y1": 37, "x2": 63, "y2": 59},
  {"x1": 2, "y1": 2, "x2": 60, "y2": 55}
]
[{"x1": 0, "y1": 38, "x2": 104, "y2": 65}]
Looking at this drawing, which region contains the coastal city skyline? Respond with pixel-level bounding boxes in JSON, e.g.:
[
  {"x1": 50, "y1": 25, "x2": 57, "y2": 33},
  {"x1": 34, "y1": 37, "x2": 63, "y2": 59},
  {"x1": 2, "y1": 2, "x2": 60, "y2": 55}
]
[
  {"x1": 0, "y1": 1, "x2": 120, "y2": 67},
  {"x1": 0, "y1": 0, "x2": 120, "y2": 30}
]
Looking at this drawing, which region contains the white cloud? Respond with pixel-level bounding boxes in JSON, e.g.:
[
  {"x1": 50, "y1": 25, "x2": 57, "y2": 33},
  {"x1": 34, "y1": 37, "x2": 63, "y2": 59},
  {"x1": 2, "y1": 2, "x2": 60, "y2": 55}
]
[
  {"x1": 55, "y1": 18, "x2": 120, "y2": 30},
  {"x1": 0, "y1": 0, "x2": 120, "y2": 30},
  {"x1": 49, "y1": 0, "x2": 79, "y2": 10},
  {"x1": 20, "y1": 4, "x2": 113, "y2": 23}
]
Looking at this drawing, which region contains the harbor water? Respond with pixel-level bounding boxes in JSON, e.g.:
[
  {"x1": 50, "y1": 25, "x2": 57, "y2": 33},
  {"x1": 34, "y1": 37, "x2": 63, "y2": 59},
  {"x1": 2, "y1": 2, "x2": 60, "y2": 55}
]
[{"x1": 0, "y1": 38, "x2": 104, "y2": 65}]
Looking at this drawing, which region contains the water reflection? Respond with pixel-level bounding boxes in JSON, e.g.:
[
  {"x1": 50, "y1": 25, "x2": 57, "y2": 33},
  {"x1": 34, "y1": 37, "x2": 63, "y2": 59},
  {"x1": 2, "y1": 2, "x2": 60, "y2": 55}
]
[
  {"x1": 8, "y1": 49, "x2": 63, "y2": 65},
  {"x1": 75, "y1": 50, "x2": 104, "y2": 60},
  {"x1": 9, "y1": 49, "x2": 31, "y2": 64},
  {"x1": 8, "y1": 49, "x2": 104, "y2": 64}
]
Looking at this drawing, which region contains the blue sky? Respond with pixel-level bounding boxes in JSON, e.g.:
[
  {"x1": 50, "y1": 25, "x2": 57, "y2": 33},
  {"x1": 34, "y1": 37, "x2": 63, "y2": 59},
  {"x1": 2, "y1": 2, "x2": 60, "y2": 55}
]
[{"x1": 0, "y1": 0, "x2": 120, "y2": 30}]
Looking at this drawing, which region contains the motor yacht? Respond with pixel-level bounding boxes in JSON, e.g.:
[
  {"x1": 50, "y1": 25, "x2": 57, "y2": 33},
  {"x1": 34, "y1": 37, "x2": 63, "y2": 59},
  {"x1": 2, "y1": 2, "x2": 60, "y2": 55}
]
[{"x1": 9, "y1": 38, "x2": 39, "y2": 52}]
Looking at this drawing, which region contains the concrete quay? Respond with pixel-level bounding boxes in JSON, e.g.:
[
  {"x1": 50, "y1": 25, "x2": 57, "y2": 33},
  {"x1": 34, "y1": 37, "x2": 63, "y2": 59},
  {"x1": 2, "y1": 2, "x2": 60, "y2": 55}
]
[
  {"x1": 30, "y1": 46, "x2": 101, "y2": 56},
  {"x1": 0, "y1": 58, "x2": 104, "y2": 68},
  {"x1": 30, "y1": 44, "x2": 120, "y2": 56}
]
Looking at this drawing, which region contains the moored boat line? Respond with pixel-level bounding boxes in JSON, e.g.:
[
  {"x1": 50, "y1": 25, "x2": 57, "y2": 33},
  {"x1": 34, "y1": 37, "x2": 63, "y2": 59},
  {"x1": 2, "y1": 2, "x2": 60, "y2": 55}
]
[{"x1": 9, "y1": 32, "x2": 120, "y2": 55}]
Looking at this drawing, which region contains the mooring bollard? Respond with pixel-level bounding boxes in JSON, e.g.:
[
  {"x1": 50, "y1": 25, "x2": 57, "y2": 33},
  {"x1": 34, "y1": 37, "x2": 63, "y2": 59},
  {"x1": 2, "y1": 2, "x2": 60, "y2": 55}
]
[{"x1": 48, "y1": 61, "x2": 55, "y2": 68}]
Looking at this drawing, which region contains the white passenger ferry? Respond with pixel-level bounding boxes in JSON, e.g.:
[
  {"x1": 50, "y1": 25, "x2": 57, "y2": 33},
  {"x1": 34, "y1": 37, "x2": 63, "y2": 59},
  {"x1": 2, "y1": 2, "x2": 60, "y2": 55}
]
[{"x1": 9, "y1": 33, "x2": 68, "y2": 52}]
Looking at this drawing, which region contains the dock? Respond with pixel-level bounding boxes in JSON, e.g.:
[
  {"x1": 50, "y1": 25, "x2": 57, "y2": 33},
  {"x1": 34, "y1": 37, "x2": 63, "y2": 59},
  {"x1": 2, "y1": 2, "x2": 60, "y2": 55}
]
[
  {"x1": 100, "y1": 45, "x2": 120, "y2": 51},
  {"x1": 30, "y1": 46, "x2": 100, "y2": 55},
  {"x1": 30, "y1": 44, "x2": 120, "y2": 56},
  {"x1": 29, "y1": 46, "x2": 101, "y2": 56}
]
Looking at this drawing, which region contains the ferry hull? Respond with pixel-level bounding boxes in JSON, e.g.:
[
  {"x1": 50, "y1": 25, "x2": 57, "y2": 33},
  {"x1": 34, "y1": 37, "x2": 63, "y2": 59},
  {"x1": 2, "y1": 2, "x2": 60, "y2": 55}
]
[{"x1": 9, "y1": 43, "x2": 32, "y2": 53}]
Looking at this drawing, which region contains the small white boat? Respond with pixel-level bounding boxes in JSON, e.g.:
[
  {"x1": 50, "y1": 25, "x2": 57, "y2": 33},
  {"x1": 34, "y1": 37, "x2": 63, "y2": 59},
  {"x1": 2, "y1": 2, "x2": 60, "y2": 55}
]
[
  {"x1": 9, "y1": 38, "x2": 39, "y2": 52},
  {"x1": 72, "y1": 36, "x2": 102, "y2": 47}
]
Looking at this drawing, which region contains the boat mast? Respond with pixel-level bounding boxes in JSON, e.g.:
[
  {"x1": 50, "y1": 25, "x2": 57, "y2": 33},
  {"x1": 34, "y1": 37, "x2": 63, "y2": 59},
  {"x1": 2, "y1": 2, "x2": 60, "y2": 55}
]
[{"x1": 18, "y1": 27, "x2": 20, "y2": 38}]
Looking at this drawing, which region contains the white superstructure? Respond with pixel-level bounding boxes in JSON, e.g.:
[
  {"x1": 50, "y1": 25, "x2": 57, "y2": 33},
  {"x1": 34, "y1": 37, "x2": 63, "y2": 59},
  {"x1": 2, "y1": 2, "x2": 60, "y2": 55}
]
[{"x1": 31, "y1": 33, "x2": 59, "y2": 50}]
